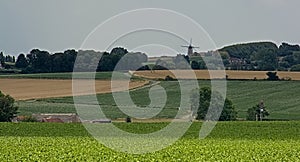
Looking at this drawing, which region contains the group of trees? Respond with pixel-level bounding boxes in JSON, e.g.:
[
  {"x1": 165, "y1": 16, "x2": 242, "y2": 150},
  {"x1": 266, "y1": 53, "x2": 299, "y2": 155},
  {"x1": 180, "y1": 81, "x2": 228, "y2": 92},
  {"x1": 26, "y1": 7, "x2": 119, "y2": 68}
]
[
  {"x1": 190, "y1": 87, "x2": 271, "y2": 121},
  {"x1": 151, "y1": 54, "x2": 193, "y2": 70},
  {"x1": 0, "y1": 52, "x2": 16, "y2": 69},
  {"x1": 247, "y1": 101, "x2": 269, "y2": 121},
  {"x1": 14, "y1": 47, "x2": 148, "y2": 73},
  {"x1": 16, "y1": 49, "x2": 77, "y2": 73},
  {"x1": 219, "y1": 42, "x2": 300, "y2": 71},
  {"x1": 0, "y1": 52, "x2": 15, "y2": 63},
  {"x1": 5, "y1": 41, "x2": 300, "y2": 73},
  {"x1": 191, "y1": 87, "x2": 238, "y2": 121}
]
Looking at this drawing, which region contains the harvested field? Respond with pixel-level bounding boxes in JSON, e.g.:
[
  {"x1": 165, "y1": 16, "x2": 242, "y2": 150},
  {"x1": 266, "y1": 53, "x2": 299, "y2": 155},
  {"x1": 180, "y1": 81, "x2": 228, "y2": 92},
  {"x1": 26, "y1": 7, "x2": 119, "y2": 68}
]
[
  {"x1": 133, "y1": 70, "x2": 300, "y2": 80},
  {"x1": 0, "y1": 79, "x2": 148, "y2": 100}
]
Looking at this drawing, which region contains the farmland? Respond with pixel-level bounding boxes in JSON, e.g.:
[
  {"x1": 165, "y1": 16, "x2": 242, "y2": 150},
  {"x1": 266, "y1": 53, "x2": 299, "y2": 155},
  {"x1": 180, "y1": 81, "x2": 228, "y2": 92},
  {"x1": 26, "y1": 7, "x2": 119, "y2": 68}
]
[
  {"x1": 0, "y1": 72, "x2": 130, "y2": 80},
  {"x1": 2, "y1": 71, "x2": 300, "y2": 161},
  {"x1": 0, "y1": 79, "x2": 148, "y2": 100},
  {"x1": 17, "y1": 80, "x2": 300, "y2": 120},
  {"x1": 0, "y1": 122, "x2": 300, "y2": 161},
  {"x1": 133, "y1": 70, "x2": 300, "y2": 80}
]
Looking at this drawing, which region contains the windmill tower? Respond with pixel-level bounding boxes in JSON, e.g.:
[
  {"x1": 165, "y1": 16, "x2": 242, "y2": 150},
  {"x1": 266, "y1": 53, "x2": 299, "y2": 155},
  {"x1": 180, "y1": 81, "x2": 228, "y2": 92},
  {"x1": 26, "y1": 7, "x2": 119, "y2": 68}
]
[{"x1": 181, "y1": 39, "x2": 199, "y2": 56}]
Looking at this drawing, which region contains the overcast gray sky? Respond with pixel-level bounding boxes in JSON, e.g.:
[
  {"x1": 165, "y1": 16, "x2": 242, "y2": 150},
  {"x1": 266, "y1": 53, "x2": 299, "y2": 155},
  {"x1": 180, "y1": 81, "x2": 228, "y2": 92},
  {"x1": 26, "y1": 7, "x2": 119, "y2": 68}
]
[{"x1": 1, "y1": 0, "x2": 299, "y2": 56}]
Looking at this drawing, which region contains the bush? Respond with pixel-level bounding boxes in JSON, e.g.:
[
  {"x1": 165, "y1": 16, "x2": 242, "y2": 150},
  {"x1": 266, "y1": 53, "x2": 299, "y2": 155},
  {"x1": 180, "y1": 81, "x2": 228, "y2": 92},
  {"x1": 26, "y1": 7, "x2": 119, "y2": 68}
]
[
  {"x1": 0, "y1": 91, "x2": 18, "y2": 122},
  {"x1": 165, "y1": 75, "x2": 177, "y2": 81},
  {"x1": 126, "y1": 117, "x2": 132, "y2": 123},
  {"x1": 266, "y1": 72, "x2": 279, "y2": 81}
]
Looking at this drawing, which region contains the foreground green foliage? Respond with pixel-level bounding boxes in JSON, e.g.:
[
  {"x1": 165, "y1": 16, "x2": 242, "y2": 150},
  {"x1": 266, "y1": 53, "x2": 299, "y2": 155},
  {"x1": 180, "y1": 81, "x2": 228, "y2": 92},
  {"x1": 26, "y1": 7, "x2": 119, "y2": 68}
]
[{"x1": 0, "y1": 122, "x2": 299, "y2": 161}]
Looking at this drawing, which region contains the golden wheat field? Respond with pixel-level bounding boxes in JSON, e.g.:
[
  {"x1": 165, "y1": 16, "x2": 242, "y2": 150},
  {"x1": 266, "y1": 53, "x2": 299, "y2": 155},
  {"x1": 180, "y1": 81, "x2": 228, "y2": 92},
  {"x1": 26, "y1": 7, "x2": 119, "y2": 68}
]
[
  {"x1": 0, "y1": 79, "x2": 148, "y2": 100},
  {"x1": 133, "y1": 70, "x2": 300, "y2": 80}
]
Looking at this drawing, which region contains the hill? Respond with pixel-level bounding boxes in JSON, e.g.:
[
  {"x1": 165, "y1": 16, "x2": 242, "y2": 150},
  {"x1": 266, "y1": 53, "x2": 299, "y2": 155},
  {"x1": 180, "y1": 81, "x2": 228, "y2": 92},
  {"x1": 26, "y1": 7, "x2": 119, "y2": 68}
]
[
  {"x1": 219, "y1": 41, "x2": 278, "y2": 59},
  {"x1": 218, "y1": 41, "x2": 300, "y2": 71}
]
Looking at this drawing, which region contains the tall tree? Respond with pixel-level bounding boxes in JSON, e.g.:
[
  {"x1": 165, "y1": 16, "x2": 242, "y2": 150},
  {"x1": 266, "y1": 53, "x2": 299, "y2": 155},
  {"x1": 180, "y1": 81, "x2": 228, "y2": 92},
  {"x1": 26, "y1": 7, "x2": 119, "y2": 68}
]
[
  {"x1": 28, "y1": 49, "x2": 51, "y2": 72},
  {"x1": 15, "y1": 54, "x2": 28, "y2": 69},
  {"x1": 247, "y1": 101, "x2": 269, "y2": 121},
  {"x1": 191, "y1": 87, "x2": 237, "y2": 121},
  {"x1": 0, "y1": 52, "x2": 4, "y2": 64}
]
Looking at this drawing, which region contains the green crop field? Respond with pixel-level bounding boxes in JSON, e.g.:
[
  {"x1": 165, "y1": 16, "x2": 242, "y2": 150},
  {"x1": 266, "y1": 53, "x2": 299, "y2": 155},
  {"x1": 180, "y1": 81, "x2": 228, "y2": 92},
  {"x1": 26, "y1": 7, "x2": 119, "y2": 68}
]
[
  {"x1": 0, "y1": 72, "x2": 132, "y2": 80},
  {"x1": 0, "y1": 122, "x2": 299, "y2": 161},
  {"x1": 17, "y1": 80, "x2": 300, "y2": 120}
]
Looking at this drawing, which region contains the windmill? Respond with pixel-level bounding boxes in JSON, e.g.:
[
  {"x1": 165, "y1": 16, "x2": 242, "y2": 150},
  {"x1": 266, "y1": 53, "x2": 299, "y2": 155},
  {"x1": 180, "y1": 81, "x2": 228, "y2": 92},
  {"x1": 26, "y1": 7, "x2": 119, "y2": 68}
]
[{"x1": 181, "y1": 39, "x2": 199, "y2": 56}]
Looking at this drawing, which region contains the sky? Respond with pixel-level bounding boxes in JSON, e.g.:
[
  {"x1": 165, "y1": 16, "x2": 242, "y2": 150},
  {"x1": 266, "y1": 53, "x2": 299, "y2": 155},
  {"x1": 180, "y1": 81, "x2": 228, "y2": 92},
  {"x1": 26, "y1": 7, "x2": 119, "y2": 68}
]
[{"x1": 0, "y1": 0, "x2": 300, "y2": 56}]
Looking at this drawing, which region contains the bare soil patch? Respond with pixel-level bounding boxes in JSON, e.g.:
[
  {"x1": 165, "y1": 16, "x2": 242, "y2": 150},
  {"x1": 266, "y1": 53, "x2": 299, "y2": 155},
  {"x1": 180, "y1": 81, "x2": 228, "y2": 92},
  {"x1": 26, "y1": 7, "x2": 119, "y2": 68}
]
[{"x1": 0, "y1": 79, "x2": 148, "y2": 100}]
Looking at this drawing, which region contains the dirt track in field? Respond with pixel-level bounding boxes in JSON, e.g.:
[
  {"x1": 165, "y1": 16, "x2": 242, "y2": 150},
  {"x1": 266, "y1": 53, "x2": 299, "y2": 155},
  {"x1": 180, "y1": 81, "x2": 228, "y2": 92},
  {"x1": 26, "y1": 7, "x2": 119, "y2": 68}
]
[
  {"x1": 133, "y1": 70, "x2": 300, "y2": 80},
  {"x1": 0, "y1": 79, "x2": 148, "y2": 100}
]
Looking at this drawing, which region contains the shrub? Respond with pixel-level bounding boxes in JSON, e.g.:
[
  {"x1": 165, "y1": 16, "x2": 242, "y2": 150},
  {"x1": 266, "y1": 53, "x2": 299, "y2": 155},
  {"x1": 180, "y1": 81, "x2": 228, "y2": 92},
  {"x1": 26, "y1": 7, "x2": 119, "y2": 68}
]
[
  {"x1": 164, "y1": 75, "x2": 177, "y2": 81},
  {"x1": 266, "y1": 72, "x2": 279, "y2": 81},
  {"x1": 0, "y1": 91, "x2": 18, "y2": 122}
]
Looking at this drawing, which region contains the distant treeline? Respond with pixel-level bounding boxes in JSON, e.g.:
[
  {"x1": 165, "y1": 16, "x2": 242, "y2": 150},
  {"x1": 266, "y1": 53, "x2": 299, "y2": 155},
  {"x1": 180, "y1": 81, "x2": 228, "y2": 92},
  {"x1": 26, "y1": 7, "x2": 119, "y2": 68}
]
[
  {"x1": 0, "y1": 52, "x2": 15, "y2": 68},
  {"x1": 13, "y1": 47, "x2": 148, "y2": 73},
  {"x1": 218, "y1": 42, "x2": 300, "y2": 71},
  {"x1": 2, "y1": 41, "x2": 300, "y2": 73}
]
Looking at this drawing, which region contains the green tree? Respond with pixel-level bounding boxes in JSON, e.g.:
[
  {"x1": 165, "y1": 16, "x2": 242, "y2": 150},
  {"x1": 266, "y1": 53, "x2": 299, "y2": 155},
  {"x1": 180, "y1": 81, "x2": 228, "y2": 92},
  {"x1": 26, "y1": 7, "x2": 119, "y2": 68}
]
[
  {"x1": 0, "y1": 91, "x2": 18, "y2": 122},
  {"x1": 247, "y1": 101, "x2": 269, "y2": 121},
  {"x1": 174, "y1": 54, "x2": 190, "y2": 69},
  {"x1": 278, "y1": 42, "x2": 300, "y2": 56},
  {"x1": 98, "y1": 52, "x2": 114, "y2": 71},
  {"x1": 15, "y1": 54, "x2": 28, "y2": 69},
  {"x1": 25, "y1": 49, "x2": 51, "y2": 73},
  {"x1": 0, "y1": 52, "x2": 4, "y2": 65},
  {"x1": 256, "y1": 49, "x2": 278, "y2": 71},
  {"x1": 266, "y1": 71, "x2": 279, "y2": 80},
  {"x1": 191, "y1": 87, "x2": 237, "y2": 121},
  {"x1": 191, "y1": 60, "x2": 200, "y2": 69},
  {"x1": 5, "y1": 55, "x2": 14, "y2": 62}
]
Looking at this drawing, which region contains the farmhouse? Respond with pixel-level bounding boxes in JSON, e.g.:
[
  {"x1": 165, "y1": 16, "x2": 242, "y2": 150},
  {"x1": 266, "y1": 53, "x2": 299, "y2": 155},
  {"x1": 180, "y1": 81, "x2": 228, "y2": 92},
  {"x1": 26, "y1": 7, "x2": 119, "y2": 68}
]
[{"x1": 32, "y1": 113, "x2": 80, "y2": 123}]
